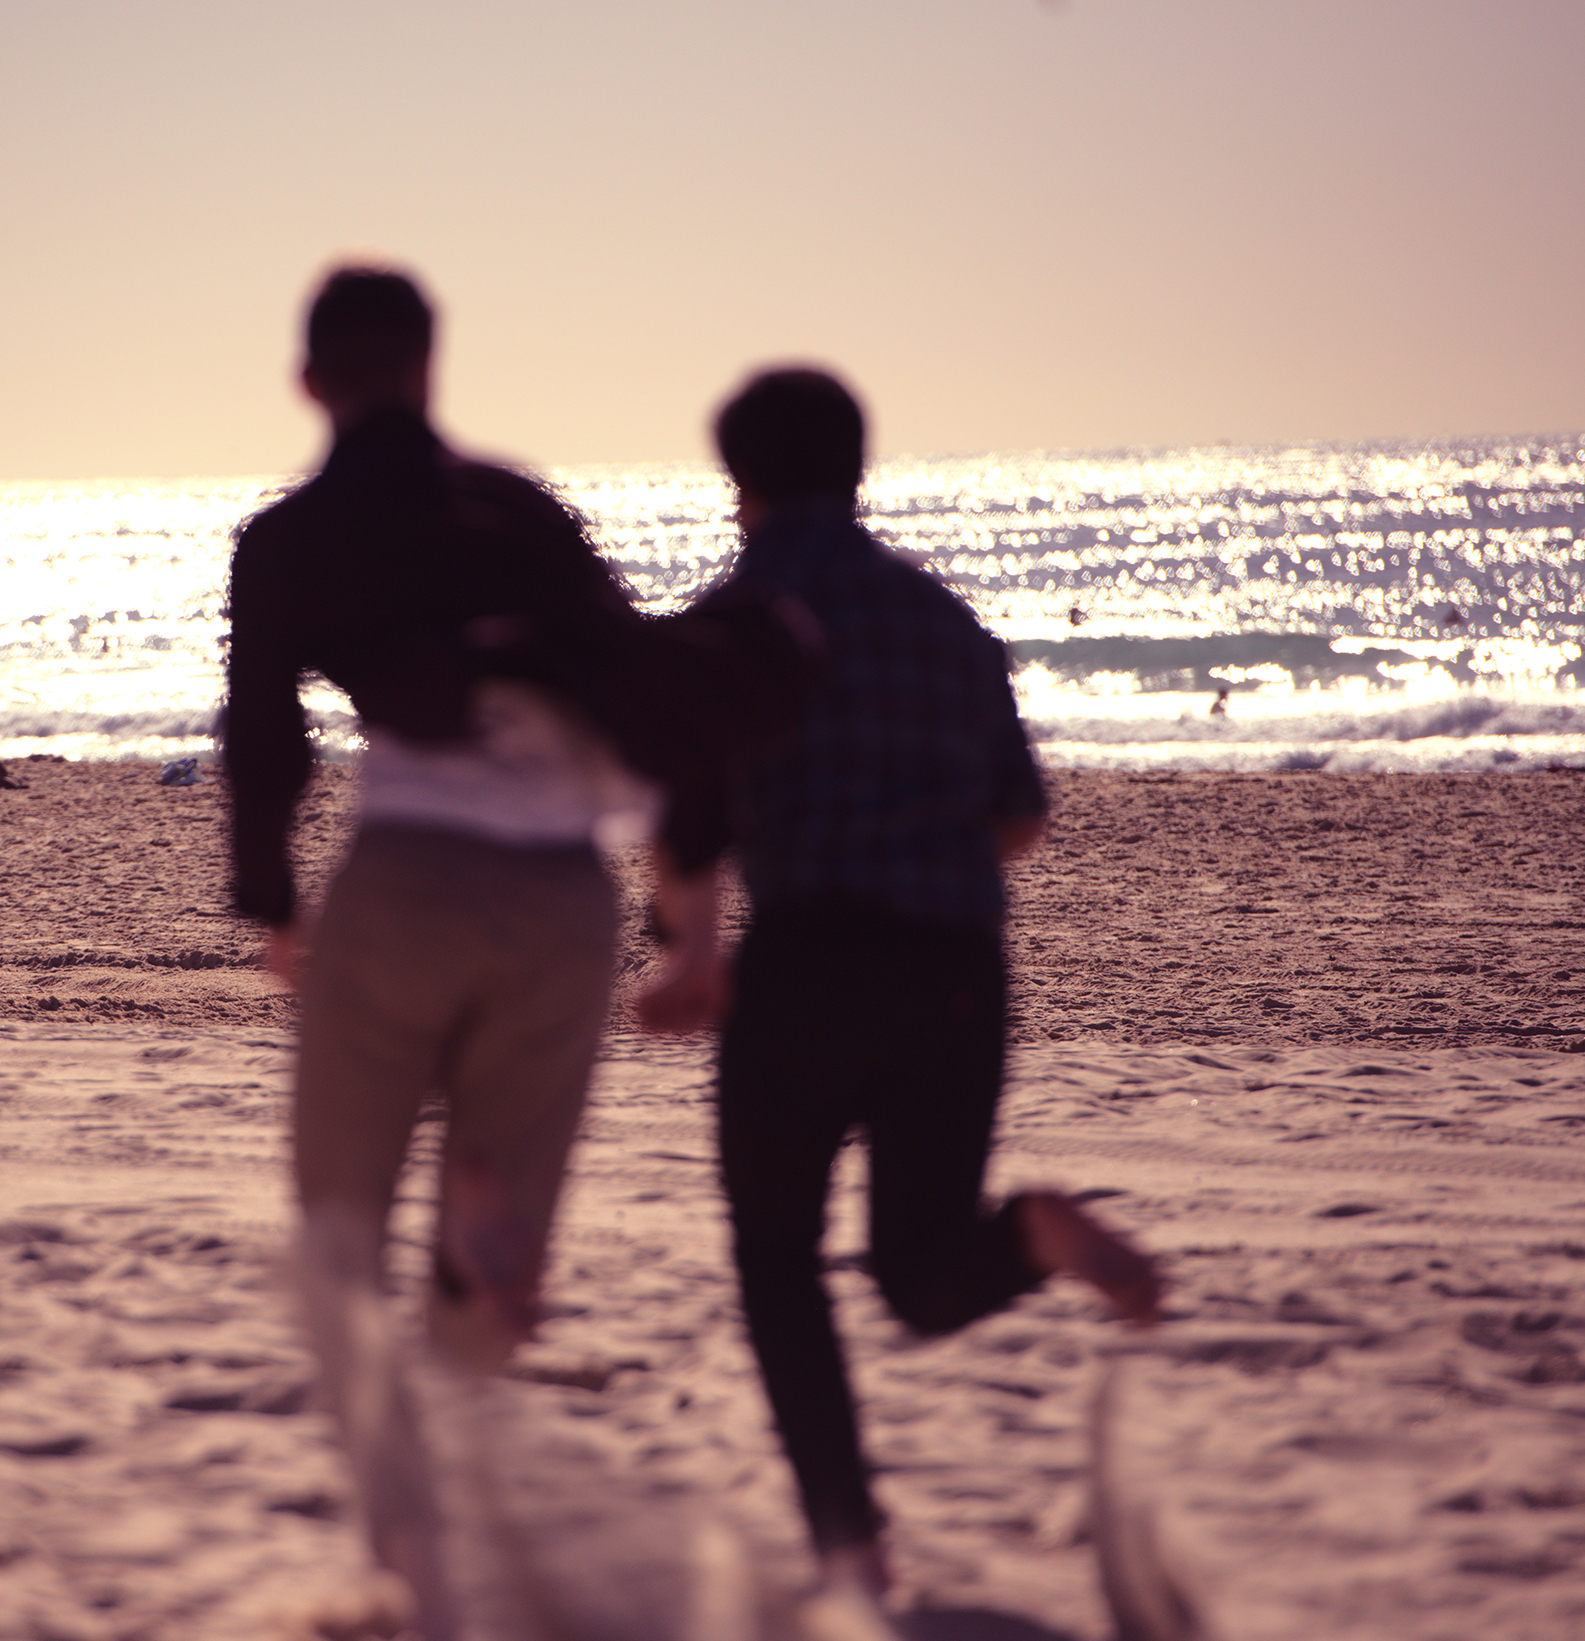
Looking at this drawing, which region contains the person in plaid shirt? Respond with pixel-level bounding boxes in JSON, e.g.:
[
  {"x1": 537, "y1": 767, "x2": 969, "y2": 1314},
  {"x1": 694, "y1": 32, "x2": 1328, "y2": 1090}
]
[{"x1": 642, "y1": 368, "x2": 1160, "y2": 1604}]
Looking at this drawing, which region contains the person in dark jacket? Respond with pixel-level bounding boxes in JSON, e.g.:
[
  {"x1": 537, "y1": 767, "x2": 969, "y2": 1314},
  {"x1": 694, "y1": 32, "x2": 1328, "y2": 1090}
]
[
  {"x1": 641, "y1": 368, "x2": 1160, "y2": 1604},
  {"x1": 227, "y1": 268, "x2": 803, "y2": 1639}
]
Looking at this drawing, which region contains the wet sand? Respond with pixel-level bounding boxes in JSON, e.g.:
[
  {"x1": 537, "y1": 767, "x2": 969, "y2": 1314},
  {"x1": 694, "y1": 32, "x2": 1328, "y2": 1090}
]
[{"x1": 2, "y1": 761, "x2": 1584, "y2": 1639}]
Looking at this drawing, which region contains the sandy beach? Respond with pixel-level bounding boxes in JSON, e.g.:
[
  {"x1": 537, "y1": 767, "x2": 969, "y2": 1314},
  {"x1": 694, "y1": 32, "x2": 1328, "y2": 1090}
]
[
  {"x1": 2, "y1": 759, "x2": 1581, "y2": 1049},
  {"x1": 2, "y1": 761, "x2": 1585, "y2": 1639}
]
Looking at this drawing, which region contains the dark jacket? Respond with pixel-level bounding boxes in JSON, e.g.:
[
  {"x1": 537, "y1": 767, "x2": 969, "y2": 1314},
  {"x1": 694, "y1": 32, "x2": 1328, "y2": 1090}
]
[{"x1": 227, "y1": 409, "x2": 807, "y2": 923}]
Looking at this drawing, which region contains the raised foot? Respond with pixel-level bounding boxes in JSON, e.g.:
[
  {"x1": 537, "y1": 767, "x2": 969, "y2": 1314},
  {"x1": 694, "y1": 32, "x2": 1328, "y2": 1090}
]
[
  {"x1": 1020, "y1": 1191, "x2": 1161, "y2": 1323},
  {"x1": 273, "y1": 1570, "x2": 417, "y2": 1640}
]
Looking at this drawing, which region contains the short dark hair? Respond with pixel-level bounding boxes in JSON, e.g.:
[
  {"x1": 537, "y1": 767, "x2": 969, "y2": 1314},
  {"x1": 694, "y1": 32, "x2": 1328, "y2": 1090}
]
[
  {"x1": 713, "y1": 368, "x2": 866, "y2": 505},
  {"x1": 304, "y1": 266, "x2": 433, "y2": 398}
]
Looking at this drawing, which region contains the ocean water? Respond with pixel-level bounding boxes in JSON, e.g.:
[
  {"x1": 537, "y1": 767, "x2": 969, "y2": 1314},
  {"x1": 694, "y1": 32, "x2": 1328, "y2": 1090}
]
[{"x1": 1, "y1": 438, "x2": 1581, "y2": 773}]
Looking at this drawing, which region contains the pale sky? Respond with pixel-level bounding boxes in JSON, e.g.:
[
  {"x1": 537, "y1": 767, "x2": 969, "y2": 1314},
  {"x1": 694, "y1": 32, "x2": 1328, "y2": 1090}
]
[{"x1": 3, "y1": 0, "x2": 1582, "y2": 481}]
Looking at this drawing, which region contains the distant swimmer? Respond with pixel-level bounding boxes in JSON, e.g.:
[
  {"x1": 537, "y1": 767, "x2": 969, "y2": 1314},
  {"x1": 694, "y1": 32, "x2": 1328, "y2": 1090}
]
[
  {"x1": 1069, "y1": 603, "x2": 1085, "y2": 626},
  {"x1": 1440, "y1": 605, "x2": 1466, "y2": 630},
  {"x1": 1210, "y1": 687, "x2": 1230, "y2": 717}
]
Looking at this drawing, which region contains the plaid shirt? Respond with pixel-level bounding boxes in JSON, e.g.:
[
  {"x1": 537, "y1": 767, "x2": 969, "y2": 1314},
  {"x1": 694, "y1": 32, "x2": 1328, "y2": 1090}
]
[{"x1": 670, "y1": 499, "x2": 1045, "y2": 932}]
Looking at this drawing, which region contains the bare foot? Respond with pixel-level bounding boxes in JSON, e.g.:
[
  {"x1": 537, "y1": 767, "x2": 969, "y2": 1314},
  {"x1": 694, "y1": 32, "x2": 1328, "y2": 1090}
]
[
  {"x1": 818, "y1": 1540, "x2": 891, "y2": 1601},
  {"x1": 803, "y1": 1544, "x2": 903, "y2": 1641},
  {"x1": 1019, "y1": 1191, "x2": 1161, "y2": 1323},
  {"x1": 426, "y1": 1161, "x2": 542, "y2": 1371},
  {"x1": 274, "y1": 1570, "x2": 416, "y2": 1639},
  {"x1": 425, "y1": 1281, "x2": 517, "y2": 1374}
]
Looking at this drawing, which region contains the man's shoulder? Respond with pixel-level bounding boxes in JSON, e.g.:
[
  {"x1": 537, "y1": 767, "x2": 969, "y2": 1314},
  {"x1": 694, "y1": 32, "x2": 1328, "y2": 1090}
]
[
  {"x1": 232, "y1": 476, "x2": 322, "y2": 558},
  {"x1": 857, "y1": 533, "x2": 999, "y2": 642},
  {"x1": 448, "y1": 452, "x2": 567, "y2": 508},
  {"x1": 444, "y1": 454, "x2": 590, "y2": 544}
]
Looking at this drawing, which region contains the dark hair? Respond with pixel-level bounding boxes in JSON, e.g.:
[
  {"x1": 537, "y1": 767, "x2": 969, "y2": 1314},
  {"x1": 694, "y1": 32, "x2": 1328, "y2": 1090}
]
[
  {"x1": 304, "y1": 266, "x2": 433, "y2": 398},
  {"x1": 713, "y1": 368, "x2": 866, "y2": 505}
]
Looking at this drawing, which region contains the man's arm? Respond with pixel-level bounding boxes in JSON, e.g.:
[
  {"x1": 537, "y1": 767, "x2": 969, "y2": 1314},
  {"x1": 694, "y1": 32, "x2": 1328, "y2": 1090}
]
[
  {"x1": 985, "y1": 635, "x2": 1048, "y2": 856},
  {"x1": 225, "y1": 515, "x2": 313, "y2": 938},
  {"x1": 635, "y1": 845, "x2": 729, "y2": 1035},
  {"x1": 263, "y1": 924, "x2": 303, "y2": 989},
  {"x1": 996, "y1": 812, "x2": 1045, "y2": 859},
  {"x1": 635, "y1": 757, "x2": 740, "y2": 1035}
]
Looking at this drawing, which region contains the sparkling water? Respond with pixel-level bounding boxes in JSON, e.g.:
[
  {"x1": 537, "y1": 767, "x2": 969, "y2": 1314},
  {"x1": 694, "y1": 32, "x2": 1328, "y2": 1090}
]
[{"x1": 2, "y1": 438, "x2": 1580, "y2": 772}]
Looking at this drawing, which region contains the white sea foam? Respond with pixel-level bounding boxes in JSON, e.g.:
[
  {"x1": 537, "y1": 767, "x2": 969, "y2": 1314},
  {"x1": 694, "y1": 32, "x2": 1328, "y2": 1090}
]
[{"x1": 1, "y1": 442, "x2": 1580, "y2": 772}]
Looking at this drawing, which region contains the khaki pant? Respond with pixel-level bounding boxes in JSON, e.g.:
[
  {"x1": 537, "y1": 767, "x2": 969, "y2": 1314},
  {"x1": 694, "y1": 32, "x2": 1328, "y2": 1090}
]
[{"x1": 294, "y1": 825, "x2": 616, "y2": 1328}]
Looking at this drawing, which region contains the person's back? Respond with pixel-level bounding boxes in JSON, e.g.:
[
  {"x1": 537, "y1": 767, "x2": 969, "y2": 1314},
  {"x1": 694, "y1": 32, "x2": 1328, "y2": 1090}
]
[
  {"x1": 642, "y1": 367, "x2": 1158, "y2": 1604},
  {"x1": 720, "y1": 498, "x2": 1030, "y2": 931},
  {"x1": 227, "y1": 267, "x2": 656, "y2": 1641},
  {"x1": 229, "y1": 400, "x2": 644, "y2": 923},
  {"x1": 236, "y1": 413, "x2": 610, "y2": 693}
]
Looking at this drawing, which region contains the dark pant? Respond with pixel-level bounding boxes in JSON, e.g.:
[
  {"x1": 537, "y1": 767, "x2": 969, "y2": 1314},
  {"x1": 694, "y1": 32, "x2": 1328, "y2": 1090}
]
[{"x1": 718, "y1": 897, "x2": 1039, "y2": 1553}]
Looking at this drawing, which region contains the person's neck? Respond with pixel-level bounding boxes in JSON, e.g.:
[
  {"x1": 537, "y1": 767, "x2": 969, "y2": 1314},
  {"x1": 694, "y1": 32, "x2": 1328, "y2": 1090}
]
[
  {"x1": 754, "y1": 493, "x2": 856, "y2": 532},
  {"x1": 328, "y1": 396, "x2": 428, "y2": 438}
]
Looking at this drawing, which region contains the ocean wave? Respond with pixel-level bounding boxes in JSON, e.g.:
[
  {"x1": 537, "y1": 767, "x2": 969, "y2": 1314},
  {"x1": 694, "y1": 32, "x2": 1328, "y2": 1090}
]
[
  {"x1": 0, "y1": 702, "x2": 360, "y2": 760},
  {"x1": 0, "y1": 708, "x2": 221, "y2": 739},
  {"x1": 1008, "y1": 632, "x2": 1584, "y2": 692},
  {"x1": 1033, "y1": 735, "x2": 1585, "y2": 776},
  {"x1": 1020, "y1": 692, "x2": 1585, "y2": 747}
]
